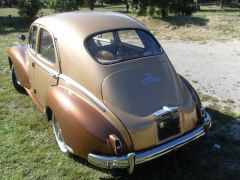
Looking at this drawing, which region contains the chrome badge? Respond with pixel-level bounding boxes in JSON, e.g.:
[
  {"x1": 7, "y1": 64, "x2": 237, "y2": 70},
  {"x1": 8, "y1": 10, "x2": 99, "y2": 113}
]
[{"x1": 142, "y1": 73, "x2": 160, "y2": 85}]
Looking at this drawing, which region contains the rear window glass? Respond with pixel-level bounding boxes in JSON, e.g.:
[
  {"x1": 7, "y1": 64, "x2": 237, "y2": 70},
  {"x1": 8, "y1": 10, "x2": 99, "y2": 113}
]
[{"x1": 85, "y1": 29, "x2": 162, "y2": 64}]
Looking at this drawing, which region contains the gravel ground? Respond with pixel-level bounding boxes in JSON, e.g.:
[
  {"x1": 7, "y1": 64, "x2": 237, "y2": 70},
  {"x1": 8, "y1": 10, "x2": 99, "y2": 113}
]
[{"x1": 160, "y1": 40, "x2": 240, "y2": 113}]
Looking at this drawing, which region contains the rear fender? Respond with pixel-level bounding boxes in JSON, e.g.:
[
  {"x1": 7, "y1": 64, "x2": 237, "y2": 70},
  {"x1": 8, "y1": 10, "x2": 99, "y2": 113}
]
[
  {"x1": 46, "y1": 85, "x2": 131, "y2": 158},
  {"x1": 8, "y1": 44, "x2": 30, "y2": 89}
]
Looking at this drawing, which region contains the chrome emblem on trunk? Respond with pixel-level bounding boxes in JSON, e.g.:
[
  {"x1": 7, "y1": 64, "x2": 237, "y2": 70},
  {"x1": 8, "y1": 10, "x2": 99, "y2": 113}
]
[
  {"x1": 153, "y1": 106, "x2": 179, "y2": 118},
  {"x1": 159, "y1": 122, "x2": 165, "y2": 128},
  {"x1": 142, "y1": 73, "x2": 160, "y2": 85}
]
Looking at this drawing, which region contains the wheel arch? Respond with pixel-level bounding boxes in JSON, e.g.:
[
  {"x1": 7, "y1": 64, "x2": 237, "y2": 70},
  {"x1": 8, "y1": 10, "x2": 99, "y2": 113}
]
[
  {"x1": 45, "y1": 106, "x2": 53, "y2": 121},
  {"x1": 8, "y1": 57, "x2": 13, "y2": 69},
  {"x1": 45, "y1": 85, "x2": 132, "y2": 158},
  {"x1": 178, "y1": 74, "x2": 203, "y2": 122},
  {"x1": 8, "y1": 45, "x2": 30, "y2": 89}
]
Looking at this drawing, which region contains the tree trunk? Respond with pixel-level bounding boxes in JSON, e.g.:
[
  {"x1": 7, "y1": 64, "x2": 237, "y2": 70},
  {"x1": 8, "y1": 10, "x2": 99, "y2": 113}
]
[
  {"x1": 89, "y1": 0, "x2": 94, "y2": 10},
  {"x1": 195, "y1": 0, "x2": 202, "y2": 11},
  {"x1": 219, "y1": 0, "x2": 224, "y2": 8},
  {"x1": 161, "y1": 8, "x2": 167, "y2": 18},
  {"x1": 126, "y1": 2, "x2": 129, "y2": 13}
]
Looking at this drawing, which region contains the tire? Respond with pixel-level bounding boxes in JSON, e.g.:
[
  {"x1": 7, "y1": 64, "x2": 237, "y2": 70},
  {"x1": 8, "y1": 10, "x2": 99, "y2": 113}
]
[
  {"x1": 11, "y1": 65, "x2": 26, "y2": 94},
  {"x1": 51, "y1": 113, "x2": 72, "y2": 154}
]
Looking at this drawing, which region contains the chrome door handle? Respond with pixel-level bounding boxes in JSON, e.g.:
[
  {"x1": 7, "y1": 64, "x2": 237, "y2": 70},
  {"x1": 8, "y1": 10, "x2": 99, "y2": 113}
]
[{"x1": 50, "y1": 72, "x2": 59, "y2": 79}]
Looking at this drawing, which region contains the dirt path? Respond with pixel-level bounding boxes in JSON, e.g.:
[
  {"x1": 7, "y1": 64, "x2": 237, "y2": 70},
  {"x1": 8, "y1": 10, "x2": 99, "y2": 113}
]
[{"x1": 160, "y1": 40, "x2": 240, "y2": 113}]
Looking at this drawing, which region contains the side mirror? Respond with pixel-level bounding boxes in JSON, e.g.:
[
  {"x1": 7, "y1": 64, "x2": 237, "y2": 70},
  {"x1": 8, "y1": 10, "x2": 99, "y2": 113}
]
[{"x1": 19, "y1": 35, "x2": 26, "y2": 41}]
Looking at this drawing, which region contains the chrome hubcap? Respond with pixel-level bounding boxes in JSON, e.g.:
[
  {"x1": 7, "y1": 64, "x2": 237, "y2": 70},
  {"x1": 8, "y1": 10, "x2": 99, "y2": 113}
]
[{"x1": 52, "y1": 114, "x2": 68, "y2": 153}]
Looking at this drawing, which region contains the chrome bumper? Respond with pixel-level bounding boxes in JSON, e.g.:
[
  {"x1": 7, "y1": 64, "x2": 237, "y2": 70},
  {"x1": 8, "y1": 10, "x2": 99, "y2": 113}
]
[{"x1": 88, "y1": 112, "x2": 211, "y2": 174}]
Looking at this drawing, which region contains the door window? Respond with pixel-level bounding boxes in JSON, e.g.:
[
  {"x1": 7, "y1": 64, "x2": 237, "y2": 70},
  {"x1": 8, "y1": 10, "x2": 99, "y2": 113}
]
[
  {"x1": 39, "y1": 29, "x2": 56, "y2": 63},
  {"x1": 29, "y1": 26, "x2": 38, "y2": 50}
]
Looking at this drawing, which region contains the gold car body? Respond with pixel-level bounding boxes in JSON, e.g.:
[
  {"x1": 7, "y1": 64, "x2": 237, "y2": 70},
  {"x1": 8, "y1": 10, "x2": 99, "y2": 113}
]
[{"x1": 8, "y1": 12, "x2": 211, "y2": 174}]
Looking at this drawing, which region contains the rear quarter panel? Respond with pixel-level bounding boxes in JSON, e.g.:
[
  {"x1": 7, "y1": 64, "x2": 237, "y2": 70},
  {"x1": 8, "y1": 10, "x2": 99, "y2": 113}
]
[{"x1": 46, "y1": 85, "x2": 133, "y2": 158}]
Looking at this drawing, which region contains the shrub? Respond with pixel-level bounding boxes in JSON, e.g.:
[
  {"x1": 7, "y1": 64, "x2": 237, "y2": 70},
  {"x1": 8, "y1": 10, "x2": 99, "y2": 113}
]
[
  {"x1": 17, "y1": 0, "x2": 41, "y2": 20},
  {"x1": 44, "y1": 0, "x2": 79, "y2": 12}
]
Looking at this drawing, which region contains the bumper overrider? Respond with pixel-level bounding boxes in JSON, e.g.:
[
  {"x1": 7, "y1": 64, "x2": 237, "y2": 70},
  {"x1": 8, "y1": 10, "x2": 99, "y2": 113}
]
[{"x1": 88, "y1": 112, "x2": 212, "y2": 174}]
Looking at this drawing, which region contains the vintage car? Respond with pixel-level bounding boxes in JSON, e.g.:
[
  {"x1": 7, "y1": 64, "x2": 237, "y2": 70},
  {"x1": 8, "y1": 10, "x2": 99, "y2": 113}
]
[{"x1": 8, "y1": 12, "x2": 211, "y2": 174}]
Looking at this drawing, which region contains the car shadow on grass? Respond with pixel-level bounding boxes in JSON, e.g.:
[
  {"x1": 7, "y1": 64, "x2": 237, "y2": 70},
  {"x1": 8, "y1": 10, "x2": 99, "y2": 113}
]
[
  {"x1": 0, "y1": 16, "x2": 30, "y2": 35},
  {"x1": 159, "y1": 16, "x2": 209, "y2": 27},
  {"x1": 97, "y1": 108, "x2": 240, "y2": 179}
]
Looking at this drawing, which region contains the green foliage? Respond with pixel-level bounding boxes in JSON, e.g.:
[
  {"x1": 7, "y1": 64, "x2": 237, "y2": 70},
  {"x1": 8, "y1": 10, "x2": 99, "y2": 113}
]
[
  {"x1": 2, "y1": 0, "x2": 19, "y2": 6},
  {"x1": 137, "y1": 0, "x2": 147, "y2": 15},
  {"x1": 126, "y1": 0, "x2": 138, "y2": 13},
  {"x1": 126, "y1": 0, "x2": 196, "y2": 17},
  {"x1": 43, "y1": 0, "x2": 80, "y2": 12},
  {"x1": 84, "y1": 0, "x2": 96, "y2": 10},
  {"x1": 170, "y1": 0, "x2": 197, "y2": 16},
  {"x1": 148, "y1": 5, "x2": 155, "y2": 16},
  {"x1": 17, "y1": 0, "x2": 41, "y2": 20}
]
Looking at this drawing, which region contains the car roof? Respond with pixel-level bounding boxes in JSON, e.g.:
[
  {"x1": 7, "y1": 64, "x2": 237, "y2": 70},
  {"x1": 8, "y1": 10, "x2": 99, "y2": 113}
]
[{"x1": 34, "y1": 12, "x2": 148, "y2": 40}]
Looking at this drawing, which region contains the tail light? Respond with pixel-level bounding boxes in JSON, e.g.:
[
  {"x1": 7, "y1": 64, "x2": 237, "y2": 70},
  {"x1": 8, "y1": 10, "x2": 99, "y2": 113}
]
[{"x1": 109, "y1": 134, "x2": 122, "y2": 156}]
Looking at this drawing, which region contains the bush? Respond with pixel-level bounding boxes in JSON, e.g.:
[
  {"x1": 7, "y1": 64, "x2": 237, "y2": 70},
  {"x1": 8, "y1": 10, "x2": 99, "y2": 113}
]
[
  {"x1": 137, "y1": 0, "x2": 147, "y2": 15},
  {"x1": 170, "y1": 0, "x2": 197, "y2": 16},
  {"x1": 128, "y1": 0, "x2": 197, "y2": 17},
  {"x1": 17, "y1": 0, "x2": 41, "y2": 20},
  {"x1": 44, "y1": 0, "x2": 79, "y2": 12},
  {"x1": 148, "y1": 5, "x2": 155, "y2": 16}
]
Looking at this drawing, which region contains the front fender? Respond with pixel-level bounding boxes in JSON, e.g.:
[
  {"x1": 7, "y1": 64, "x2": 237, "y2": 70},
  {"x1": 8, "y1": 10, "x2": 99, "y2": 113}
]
[
  {"x1": 46, "y1": 85, "x2": 131, "y2": 158},
  {"x1": 8, "y1": 44, "x2": 30, "y2": 89}
]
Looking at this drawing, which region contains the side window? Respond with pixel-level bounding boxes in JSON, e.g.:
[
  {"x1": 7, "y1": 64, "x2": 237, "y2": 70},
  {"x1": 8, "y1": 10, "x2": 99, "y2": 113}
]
[
  {"x1": 39, "y1": 29, "x2": 56, "y2": 63},
  {"x1": 93, "y1": 32, "x2": 114, "y2": 47},
  {"x1": 118, "y1": 30, "x2": 145, "y2": 48},
  {"x1": 29, "y1": 26, "x2": 37, "y2": 50}
]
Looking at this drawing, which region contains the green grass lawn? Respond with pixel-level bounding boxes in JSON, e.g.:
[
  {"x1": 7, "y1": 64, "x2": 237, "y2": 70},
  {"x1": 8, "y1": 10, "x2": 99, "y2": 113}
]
[{"x1": 0, "y1": 5, "x2": 240, "y2": 179}]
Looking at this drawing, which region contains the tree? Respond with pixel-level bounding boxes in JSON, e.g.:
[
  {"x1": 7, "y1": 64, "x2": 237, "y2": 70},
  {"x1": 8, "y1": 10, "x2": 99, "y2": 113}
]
[
  {"x1": 138, "y1": 0, "x2": 148, "y2": 15},
  {"x1": 219, "y1": 0, "x2": 224, "y2": 8},
  {"x1": 124, "y1": 0, "x2": 130, "y2": 12},
  {"x1": 87, "y1": 0, "x2": 95, "y2": 10},
  {"x1": 17, "y1": 0, "x2": 41, "y2": 20},
  {"x1": 0, "y1": 0, "x2": 19, "y2": 7},
  {"x1": 44, "y1": 0, "x2": 79, "y2": 12},
  {"x1": 156, "y1": 0, "x2": 169, "y2": 17}
]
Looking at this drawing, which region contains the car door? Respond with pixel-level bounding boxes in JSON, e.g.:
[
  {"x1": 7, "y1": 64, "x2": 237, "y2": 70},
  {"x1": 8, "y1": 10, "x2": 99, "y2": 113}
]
[
  {"x1": 33, "y1": 26, "x2": 60, "y2": 106},
  {"x1": 27, "y1": 25, "x2": 38, "y2": 93}
]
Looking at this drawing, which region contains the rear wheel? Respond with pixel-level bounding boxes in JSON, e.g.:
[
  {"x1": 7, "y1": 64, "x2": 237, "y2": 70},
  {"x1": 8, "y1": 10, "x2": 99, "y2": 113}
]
[
  {"x1": 51, "y1": 114, "x2": 75, "y2": 155},
  {"x1": 51, "y1": 113, "x2": 70, "y2": 153},
  {"x1": 11, "y1": 65, "x2": 26, "y2": 94}
]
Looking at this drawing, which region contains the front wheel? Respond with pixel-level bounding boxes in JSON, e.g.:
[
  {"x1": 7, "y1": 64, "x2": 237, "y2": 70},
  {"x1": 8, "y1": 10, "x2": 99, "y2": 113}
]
[{"x1": 11, "y1": 65, "x2": 26, "y2": 94}]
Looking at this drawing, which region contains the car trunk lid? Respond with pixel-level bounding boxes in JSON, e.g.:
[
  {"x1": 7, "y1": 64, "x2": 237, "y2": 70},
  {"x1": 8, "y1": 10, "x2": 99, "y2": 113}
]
[{"x1": 101, "y1": 56, "x2": 195, "y2": 151}]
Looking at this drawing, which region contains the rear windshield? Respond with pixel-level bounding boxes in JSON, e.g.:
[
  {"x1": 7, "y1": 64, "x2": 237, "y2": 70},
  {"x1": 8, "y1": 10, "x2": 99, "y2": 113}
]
[{"x1": 85, "y1": 29, "x2": 162, "y2": 64}]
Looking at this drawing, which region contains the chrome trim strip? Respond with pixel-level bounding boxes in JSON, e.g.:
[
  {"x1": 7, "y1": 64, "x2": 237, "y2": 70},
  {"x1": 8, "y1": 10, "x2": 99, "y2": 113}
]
[
  {"x1": 28, "y1": 48, "x2": 106, "y2": 112},
  {"x1": 153, "y1": 106, "x2": 179, "y2": 118},
  {"x1": 88, "y1": 112, "x2": 212, "y2": 173},
  {"x1": 59, "y1": 74, "x2": 106, "y2": 112}
]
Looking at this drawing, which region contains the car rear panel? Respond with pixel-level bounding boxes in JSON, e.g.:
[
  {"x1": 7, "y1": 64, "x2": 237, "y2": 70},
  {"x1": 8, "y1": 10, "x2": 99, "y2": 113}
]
[{"x1": 102, "y1": 54, "x2": 199, "y2": 151}]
